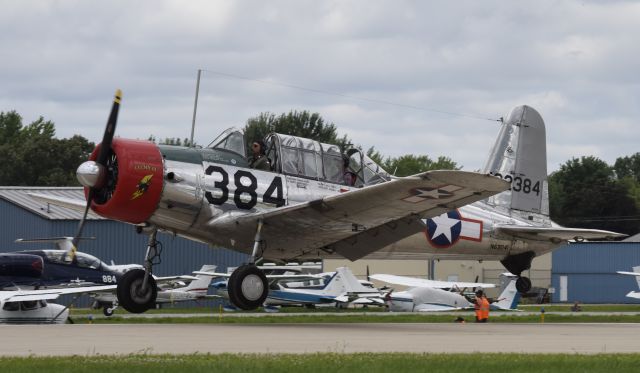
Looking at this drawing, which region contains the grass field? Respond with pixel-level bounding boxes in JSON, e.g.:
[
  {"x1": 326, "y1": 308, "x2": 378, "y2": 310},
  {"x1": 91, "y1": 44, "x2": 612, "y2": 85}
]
[{"x1": 2, "y1": 353, "x2": 639, "y2": 372}]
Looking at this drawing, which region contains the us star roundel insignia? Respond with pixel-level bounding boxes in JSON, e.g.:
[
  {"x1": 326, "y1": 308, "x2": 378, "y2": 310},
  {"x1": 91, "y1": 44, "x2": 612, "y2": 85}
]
[
  {"x1": 402, "y1": 184, "x2": 463, "y2": 203},
  {"x1": 424, "y1": 209, "x2": 483, "y2": 248}
]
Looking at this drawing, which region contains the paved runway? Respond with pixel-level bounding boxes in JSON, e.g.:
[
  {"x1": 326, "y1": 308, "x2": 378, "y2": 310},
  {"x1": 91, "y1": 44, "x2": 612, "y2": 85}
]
[{"x1": 1, "y1": 323, "x2": 639, "y2": 356}]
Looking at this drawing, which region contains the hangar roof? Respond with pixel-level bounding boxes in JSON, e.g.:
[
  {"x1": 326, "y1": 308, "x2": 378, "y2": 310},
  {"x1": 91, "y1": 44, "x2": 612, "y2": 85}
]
[{"x1": 0, "y1": 186, "x2": 104, "y2": 221}]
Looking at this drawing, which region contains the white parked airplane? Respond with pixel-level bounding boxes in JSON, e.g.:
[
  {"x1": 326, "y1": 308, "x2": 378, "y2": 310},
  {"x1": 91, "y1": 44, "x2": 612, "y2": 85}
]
[
  {"x1": 0, "y1": 299, "x2": 69, "y2": 324},
  {"x1": 264, "y1": 267, "x2": 385, "y2": 306},
  {"x1": 92, "y1": 264, "x2": 220, "y2": 316},
  {"x1": 375, "y1": 275, "x2": 520, "y2": 312},
  {"x1": 617, "y1": 266, "x2": 640, "y2": 299},
  {"x1": 0, "y1": 284, "x2": 117, "y2": 324},
  {"x1": 30, "y1": 91, "x2": 621, "y2": 312}
]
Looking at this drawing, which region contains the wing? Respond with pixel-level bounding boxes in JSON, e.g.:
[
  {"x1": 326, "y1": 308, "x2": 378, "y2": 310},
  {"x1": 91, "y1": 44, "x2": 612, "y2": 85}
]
[
  {"x1": 626, "y1": 291, "x2": 640, "y2": 299},
  {"x1": 494, "y1": 226, "x2": 625, "y2": 242},
  {"x1": 192, "y1": 270, "x2": 322, "y2": 281},
  {"x1": 215, "y1": 170, "x2": 508, "y2": 260},
  {"x1": 370, "y1": 274, "x2": 496, "y2": 289},
  {"x1": 617, "y1": 271, "x2": 640, "y2": 277},
  {"x1": 155, "y1": 275, "x2": 200, "y2": 282},
  {"x1": 0, "y1": 285, "x2": 117, "y2": 302}
]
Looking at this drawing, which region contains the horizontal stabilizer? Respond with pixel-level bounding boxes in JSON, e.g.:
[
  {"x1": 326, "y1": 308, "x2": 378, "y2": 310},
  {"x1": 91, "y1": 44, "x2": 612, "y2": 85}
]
[
  {"x1": 494, "y1": 225, "x2": 625, "y2": 242},
  {"x1": 370, "y1": 274, "x2": 495, "y2": 289},
  {"x1": 625, "y1": 291, "x2": 640, "y2": 299},
  {"x1": 617, "y1": 271, "x2": 640, "y2": 277}
]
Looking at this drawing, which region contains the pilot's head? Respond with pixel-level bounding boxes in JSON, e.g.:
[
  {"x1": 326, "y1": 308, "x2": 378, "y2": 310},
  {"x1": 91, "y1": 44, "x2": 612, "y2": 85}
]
[
  {"x1": 252, "y1": 140, "x2": 266, "y2": 155},
  {"x1": 475, "y1": 289, "x2": 484, "y2": 297}
]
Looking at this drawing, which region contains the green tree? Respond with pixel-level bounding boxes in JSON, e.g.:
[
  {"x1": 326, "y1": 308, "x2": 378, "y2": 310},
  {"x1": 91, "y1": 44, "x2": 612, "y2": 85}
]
[
  {"x1": 0, "y1": 110, "x2": 94, "y2": 186},
  {"x1": 366, "y1": 147, "x2": 459, "y2": 177},
  {"x1": 243, "y1": 110, "x2": 350, "y2": 152},
  {"x1": 614, "y1": 153, "x2": 640, "y2": 182},
  {"x1": 549, "y1": 156, "x2": 639, "y2": 235}
]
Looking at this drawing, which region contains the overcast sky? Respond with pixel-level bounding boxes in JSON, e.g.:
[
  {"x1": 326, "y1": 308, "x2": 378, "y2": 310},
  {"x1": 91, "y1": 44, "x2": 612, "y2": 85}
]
[{"x1": 1, "y1": 1, "x2": 638, "y2": 172}]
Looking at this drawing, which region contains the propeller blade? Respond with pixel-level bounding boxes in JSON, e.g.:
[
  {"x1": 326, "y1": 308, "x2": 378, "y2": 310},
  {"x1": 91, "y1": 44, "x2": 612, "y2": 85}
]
[
  {"x1": 366, "y1": 265, "x2": 370, "y2": 282},
  {"x1": 95, "y1": 89, "x2": 122, "y2": 166},
  {"x1": 71, "y1": 89, "x2": 122, "y2": 256}
]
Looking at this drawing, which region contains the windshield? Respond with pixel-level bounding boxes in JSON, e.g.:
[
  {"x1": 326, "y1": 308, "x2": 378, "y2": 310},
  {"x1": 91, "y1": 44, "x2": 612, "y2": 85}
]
[{"x1": 206, "y1": 127, "x2": 246, "y2": 157}]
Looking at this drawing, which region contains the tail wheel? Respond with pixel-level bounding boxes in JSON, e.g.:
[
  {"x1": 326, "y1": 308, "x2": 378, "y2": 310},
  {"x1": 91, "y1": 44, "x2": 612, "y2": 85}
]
[
  {"x1": 515, "y1": 276, "x2": 532, "y2": 293},
  {"x1": 116, "y1": 269, "x2": 157, "y2": 313},
  {"x1": 103, "y1": 307, "x2": 114, "y2": 317},
  {"x1": 227, "y1": 264, "x2": 268, "y2": 310}
]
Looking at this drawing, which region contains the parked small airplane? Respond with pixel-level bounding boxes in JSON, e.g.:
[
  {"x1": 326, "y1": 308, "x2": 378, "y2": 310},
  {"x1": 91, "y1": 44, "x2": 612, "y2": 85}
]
[
  {"x1": 209, "y1": 266, "x2": 384, "y2": 308},
  {"x1": 616, "y1": 266, "x2": 640, "y2": 299},
  {"x1": 0, "y1": 237, "x2": 138, "y2": 289},
  {"x1": 0, "y1": 284, "x2": 117, "y2": 324},
  {"x1": 0, "y1": 299, "x2": 69, "y2": 324},
  {"x1": 375, "y1": 274, "x2": 520, "y2": 312},
  {"x1": 92, "y1": 264, "x2": 220, "y2": 316},
  {"x1": 26, "y1": 90, "x2": 508, "y2": 312}
]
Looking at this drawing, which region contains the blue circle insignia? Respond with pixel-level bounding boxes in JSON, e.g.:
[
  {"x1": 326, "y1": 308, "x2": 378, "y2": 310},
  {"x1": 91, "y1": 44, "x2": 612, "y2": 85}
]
[{"x1": 426, "y1": 210, "x2": 462, "y2": 247}]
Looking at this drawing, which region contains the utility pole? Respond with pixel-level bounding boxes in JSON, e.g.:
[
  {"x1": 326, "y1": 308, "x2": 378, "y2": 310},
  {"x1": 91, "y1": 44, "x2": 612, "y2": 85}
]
[{"x1": 189, "y1": 69, "x2": 202, "y2": 147}]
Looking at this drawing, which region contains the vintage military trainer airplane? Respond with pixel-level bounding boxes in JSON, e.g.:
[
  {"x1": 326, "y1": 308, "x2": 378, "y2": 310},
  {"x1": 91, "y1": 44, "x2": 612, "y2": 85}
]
[{"x1": 30, "y1": 90, "x2": 510, "y2": 312}]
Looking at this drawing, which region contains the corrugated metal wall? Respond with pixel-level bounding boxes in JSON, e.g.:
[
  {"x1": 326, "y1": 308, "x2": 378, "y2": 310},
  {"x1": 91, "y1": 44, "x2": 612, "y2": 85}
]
[
  {"x1": 551, "y1": 242, "x2": 640, "y2": 303},
  {"x1": 1, "y1": 199, "x2": 248, "y2": 308}
]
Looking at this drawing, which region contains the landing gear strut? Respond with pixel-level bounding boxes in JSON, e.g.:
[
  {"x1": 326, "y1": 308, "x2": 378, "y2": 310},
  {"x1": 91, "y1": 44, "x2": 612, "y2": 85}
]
[
  {"x1": 227, "y1": 220, "x2": 269, "y2": 310},
  {"x1": 116, "y1": 230, "x2": 159, "y2": 313},
  {"x1": 500, "y1": 251, "x2": 535, "y2": 293}
]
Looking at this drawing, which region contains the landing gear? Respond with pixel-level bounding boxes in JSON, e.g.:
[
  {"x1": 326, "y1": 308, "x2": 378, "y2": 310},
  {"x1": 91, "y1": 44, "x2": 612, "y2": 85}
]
[
  {"x1": 500, "y1": 250, "x2": 535, "y2": 294},
  {"x1": 116, "y1": 230, "x2": 160, "y2": 313},
  {"x1": 227, "y1": 264, "x2": 268, "y2": 310},
  {"x1": 227, "y1": 220, "x2": 269, "y2": 311},
  {"x1": 103, "y1": 306, "x2": 115, "y2": 317},
  {"x1": 117, "y1": 269, "x2": 157, "y2": 313}
]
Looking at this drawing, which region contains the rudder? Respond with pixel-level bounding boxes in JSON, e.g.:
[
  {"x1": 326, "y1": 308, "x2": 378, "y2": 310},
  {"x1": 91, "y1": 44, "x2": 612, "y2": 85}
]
[{"x1": 482, "y1": 105, "x2": 549, "y2": 216}]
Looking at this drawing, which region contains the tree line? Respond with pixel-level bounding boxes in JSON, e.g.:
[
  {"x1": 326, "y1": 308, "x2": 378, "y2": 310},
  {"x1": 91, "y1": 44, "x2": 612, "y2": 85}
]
[{"x1": 1, "y1": 109, "x2": 638, "y2": 235}]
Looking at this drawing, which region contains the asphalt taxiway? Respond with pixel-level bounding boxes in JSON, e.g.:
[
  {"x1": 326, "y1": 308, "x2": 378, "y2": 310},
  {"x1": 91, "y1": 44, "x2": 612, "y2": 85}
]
[{"x1": 1, "y1": 323, "x2": 639, "y2": 356}]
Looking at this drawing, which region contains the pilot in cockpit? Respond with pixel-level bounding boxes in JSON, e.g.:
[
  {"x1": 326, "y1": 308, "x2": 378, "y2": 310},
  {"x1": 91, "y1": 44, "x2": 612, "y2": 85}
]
[
  {"x1": 342, "y1": 155, "x2": 357, "y2": 186},
  {"x1": 248, "y1": 139, "x2": 272, "y2": 171}
]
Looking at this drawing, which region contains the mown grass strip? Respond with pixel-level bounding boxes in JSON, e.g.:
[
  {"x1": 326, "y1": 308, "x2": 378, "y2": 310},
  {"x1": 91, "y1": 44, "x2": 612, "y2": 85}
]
[{"x1": 1, "y1": 353, "x2": 639, "y2": 373}]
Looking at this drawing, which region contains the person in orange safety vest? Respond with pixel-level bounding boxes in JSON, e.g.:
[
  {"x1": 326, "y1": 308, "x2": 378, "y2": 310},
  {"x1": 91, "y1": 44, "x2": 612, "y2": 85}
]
[{"x1": 474, "y1": 289, "x2": 490, "y2": 323}]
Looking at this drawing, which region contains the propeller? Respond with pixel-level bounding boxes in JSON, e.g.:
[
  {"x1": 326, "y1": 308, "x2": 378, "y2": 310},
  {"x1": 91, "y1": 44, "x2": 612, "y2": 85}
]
[
  {"x1": 366, "y1": 265, "x2": 370, "y2": 282},
  {"x1": 70, "y1": 89, "x2": 123, "y2": 258}
]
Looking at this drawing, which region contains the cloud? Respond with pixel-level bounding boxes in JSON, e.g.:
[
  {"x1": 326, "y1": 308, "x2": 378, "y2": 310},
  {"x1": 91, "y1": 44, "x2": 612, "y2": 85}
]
[{"x1": 1, "y1": 0, "x2": 638, "y2": 172}]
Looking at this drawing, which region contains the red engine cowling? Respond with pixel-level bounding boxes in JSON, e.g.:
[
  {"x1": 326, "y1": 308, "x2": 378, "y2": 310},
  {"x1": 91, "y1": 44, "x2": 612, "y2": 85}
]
[{"x1": 87, "y1": 138, "x2": 164, "y2": 224}]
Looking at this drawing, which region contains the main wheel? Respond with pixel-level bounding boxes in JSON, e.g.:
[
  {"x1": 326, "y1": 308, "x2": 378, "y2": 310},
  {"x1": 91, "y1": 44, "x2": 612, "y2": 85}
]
[
  {"x1": 227, "y1": 264, "x2": 268, "y2": 310},
  {"x1": 116, "y1": 269, "x2": 157, "y2": 313},
  {"x1": 515, "y1": 276, "x2": 532, "y2": 293}
]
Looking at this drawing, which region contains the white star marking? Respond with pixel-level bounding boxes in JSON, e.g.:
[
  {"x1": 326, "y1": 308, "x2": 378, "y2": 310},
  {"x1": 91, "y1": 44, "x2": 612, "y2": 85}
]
[{"x1": 431, "y1": 213, "x2": 460, "y2": 243}]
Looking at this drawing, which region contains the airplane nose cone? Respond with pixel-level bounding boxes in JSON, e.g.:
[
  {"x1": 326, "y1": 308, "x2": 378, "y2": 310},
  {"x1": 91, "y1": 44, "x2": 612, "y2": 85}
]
[{"x1": 77, "y1": 161, "x2": 105, "y2": 188}]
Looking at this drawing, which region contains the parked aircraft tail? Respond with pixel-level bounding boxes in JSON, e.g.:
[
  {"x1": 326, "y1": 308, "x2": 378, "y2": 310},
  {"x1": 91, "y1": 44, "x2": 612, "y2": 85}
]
[
  {"x1": 323, "y1": 267, "x2": 377, "y2": 296},
  {"x1": 482, "y1": 105, "x2": 549, "y2": 218},
  {"x1": 183, "y1": 265, "x2": 217, "y2": 292},
  {"x1": 491, "y1": 279, "x2": 521, "y2": 311}
]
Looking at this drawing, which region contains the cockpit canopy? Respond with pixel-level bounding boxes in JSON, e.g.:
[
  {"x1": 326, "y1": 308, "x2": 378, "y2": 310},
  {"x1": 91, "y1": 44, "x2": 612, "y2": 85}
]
[{"x1": 206, "y1": 128, "x2": 390, "y2": 186}]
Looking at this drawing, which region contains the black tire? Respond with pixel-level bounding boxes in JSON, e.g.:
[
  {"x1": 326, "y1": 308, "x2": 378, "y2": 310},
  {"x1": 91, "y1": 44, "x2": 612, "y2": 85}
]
[
  {"x1": 116, "y1": 269, "x2": 157, "y2": 313},
  {"x1": 516, "y1": 276, "x2": 532, "y2": 293},
  {"x1": 227, "y1": 264, "x2": 268, "y2": 310},
  {"x1": 103, "y1": 307, "x2": 114, "y2": 317}
]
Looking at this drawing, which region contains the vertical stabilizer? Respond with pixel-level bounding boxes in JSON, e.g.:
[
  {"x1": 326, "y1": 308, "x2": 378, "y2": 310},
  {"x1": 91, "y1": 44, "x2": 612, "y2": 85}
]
[
  {"x1": 633, "y1": 266, "x2": 640, "y2": 290},
  {"x1": 491, "y1": 279, "x2": 520, "y2": 310},
  {"x1": 323, "y1": 267, "x2": 372, "y2": 296},
  {"x1": 483, "y1": 105, "x2": 549, "y2": 216},
  {"x1": 183, "y1": 265, "x2": 217, "y2": 291}
]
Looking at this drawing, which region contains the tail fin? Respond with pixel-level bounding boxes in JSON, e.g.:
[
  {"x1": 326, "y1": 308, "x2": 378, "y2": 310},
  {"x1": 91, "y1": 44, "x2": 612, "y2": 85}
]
[
  {"x1": 483, "y1": 105, "x2": 549, "y2": 217},
  {"x1": 322, "y1": 267, "x2": 374, "y2": 296},
  {"x1": 633, "y1": 266, "x2": 640, "y2": 290},
  {"x1": 492, "y1": 279, "x2": 521, "y2": 310},
  {"x1": 184, "y1": 265, "x2": 217, "y2": 292}
]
